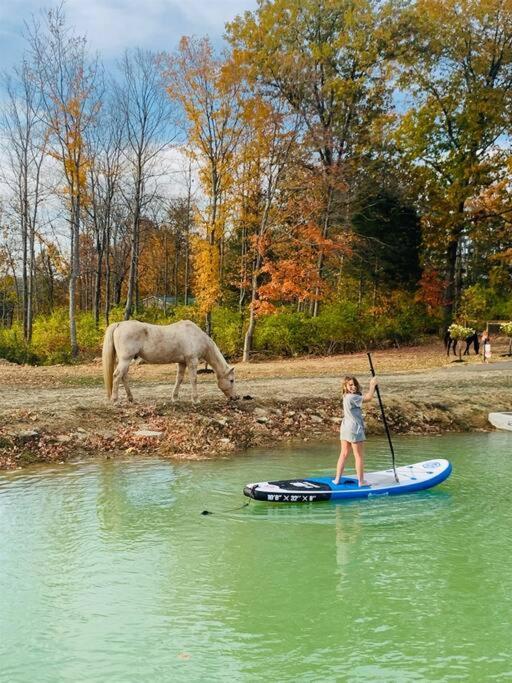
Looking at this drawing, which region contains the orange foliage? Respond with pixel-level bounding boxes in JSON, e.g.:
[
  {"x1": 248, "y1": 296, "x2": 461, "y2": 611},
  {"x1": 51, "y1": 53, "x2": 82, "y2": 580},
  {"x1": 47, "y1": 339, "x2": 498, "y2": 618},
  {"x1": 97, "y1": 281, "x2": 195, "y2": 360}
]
[{"x1": 416, "y1": 268, "x2": 445, "y2": 312}]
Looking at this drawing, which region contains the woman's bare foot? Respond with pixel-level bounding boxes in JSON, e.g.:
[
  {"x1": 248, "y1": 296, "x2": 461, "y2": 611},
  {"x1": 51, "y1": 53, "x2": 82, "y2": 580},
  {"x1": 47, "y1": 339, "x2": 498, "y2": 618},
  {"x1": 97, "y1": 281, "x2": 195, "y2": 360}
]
[
  {"x1": 358, "y1": 480, "x2": 370, "y2": 487},
  {"x1": 332, "y1": 479, "x2": 340, "y2": 486}
]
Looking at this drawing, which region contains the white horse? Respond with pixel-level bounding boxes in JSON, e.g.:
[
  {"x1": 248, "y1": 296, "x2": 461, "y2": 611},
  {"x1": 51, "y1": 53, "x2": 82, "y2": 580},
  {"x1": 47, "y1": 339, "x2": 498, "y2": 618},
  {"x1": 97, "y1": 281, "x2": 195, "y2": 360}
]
[{"x1": 102, "y1": 319, "x2": 238, "y2": 404}]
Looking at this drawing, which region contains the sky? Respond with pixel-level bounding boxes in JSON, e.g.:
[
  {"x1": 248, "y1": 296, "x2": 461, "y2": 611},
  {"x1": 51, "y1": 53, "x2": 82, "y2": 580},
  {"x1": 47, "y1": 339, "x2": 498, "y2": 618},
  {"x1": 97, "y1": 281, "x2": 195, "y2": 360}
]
[{"x1": 0, "y1": 0, "x2": 258, "y2": 70}]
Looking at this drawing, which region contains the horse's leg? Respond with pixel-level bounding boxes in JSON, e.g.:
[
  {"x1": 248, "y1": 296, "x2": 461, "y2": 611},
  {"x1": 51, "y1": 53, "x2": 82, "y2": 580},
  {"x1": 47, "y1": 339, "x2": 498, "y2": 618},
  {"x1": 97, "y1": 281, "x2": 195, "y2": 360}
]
[
  {"x1": 172, "y1": 362, "x2": 186, "y2": 402},
  {"x1": 113, "y1": 357, "x2": 133, "y2": 403},
  {"x1": 188, "y1": 359, "x2": 199, "y2": 404}
]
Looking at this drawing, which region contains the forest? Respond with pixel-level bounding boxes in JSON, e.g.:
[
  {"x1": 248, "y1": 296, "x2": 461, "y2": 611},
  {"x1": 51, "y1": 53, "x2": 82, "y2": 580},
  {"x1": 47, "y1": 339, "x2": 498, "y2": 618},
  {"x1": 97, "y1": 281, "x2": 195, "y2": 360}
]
[{"x1": 0, "y1": 0, "x2": 511, "y2": 365}]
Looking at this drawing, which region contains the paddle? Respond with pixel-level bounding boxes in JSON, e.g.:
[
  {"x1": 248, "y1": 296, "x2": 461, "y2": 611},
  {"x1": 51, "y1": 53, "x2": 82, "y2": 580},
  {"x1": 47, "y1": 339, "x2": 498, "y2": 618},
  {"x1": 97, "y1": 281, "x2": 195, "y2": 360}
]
[{"x1": 367, "y1": 353, "x2": 399, "y2": 483}]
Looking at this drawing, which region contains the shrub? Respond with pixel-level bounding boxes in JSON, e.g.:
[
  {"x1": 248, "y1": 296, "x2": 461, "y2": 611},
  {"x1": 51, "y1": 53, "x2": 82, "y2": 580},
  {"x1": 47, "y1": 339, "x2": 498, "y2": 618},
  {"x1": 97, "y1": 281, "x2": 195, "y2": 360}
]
[
  {"x1": 253, "y1": 311, "x2": 311, "y2": 356},
  {"x1": 0, "y1": 324, "x2": 38, "y2": 364},
  {"x1": 76, "y1": 312, "x2": 105, "y2": 358},
  {"x1": 211, "y1": 307, "x2": 244, "y2": 358}
]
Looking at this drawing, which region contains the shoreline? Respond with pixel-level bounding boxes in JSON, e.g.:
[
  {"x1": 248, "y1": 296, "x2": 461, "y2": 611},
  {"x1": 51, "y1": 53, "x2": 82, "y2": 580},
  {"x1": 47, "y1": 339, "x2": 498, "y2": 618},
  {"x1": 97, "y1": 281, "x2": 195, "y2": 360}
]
[
  {"x1": 0, "y1": 392, "x2": 508, "y2": 471},
  {"x1": 1, "y1": 344, "x2": 510, "y2": 470}
]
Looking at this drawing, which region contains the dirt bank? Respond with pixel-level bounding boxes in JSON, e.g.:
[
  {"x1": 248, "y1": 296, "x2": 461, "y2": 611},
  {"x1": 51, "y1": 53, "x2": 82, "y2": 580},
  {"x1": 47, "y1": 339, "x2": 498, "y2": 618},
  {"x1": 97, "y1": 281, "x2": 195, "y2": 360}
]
[{"x1": 0, "y1": 342, "x2": 510, "y2": 470}]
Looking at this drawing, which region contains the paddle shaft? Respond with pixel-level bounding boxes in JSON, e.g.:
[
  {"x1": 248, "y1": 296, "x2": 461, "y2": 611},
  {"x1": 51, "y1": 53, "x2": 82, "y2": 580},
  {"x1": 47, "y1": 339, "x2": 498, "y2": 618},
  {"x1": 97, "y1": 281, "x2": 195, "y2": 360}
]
[{"x1": 367, "y1": 353, "x2": 399, "y2": 483}]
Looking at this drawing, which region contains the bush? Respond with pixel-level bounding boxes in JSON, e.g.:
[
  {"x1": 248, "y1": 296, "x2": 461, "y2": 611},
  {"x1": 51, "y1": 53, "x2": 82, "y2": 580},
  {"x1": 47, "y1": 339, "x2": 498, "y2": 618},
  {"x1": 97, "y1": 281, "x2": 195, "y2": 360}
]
[
  {"x1": 211, "y1": 307, "x2": 244, "y2": 358},
  {"x1": 0, "y1": 324, "x2": 38, "y2": 364},
  {"x1": 76, "y1": 312, "x2": 105, "y2": 358},
  {"x1": 253, "y1": 311, "x2": 311, "y2": 356},
  {"x1": 31, "y1": 309, "x2": 73, "y2": 364}
]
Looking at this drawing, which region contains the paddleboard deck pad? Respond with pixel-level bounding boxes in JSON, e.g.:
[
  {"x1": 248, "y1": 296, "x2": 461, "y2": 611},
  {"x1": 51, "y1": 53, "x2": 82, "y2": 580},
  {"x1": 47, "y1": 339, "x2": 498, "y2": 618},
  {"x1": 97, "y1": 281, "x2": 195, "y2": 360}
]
[{"x1": 244, "y1": 459, "x2": 452, "y2": 503}]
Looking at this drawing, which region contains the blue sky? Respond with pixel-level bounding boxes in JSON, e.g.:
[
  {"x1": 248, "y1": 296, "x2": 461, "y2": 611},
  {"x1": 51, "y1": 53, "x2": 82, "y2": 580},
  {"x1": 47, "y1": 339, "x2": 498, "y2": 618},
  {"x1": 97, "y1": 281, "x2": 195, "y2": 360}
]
[{"x1": 0, "y1": 0, "x2": 258, "y2": 70}]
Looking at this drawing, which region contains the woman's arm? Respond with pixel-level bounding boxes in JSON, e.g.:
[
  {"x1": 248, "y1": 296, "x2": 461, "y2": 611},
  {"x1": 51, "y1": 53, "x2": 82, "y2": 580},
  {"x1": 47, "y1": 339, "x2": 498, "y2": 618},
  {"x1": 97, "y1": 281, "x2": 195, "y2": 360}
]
[{"x1": 362, "y1": 377, "x2": 378, "y2": 402}]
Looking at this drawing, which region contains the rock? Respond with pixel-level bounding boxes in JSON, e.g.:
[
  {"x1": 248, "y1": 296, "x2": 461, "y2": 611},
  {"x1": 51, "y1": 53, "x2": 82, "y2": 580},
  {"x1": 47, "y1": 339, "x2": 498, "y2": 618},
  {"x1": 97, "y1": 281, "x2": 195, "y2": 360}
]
[
  {"x1": 134, "y1": 430, "x2": 164, "y2": 439},
  {"x1": 14, "y1": 430, "x2": 39, "y2": 442},
  {"x1": 329, "y1": 417, "x2": 340, "y2": 424},
  {"x1": 219, "y1": 437, "x2": 231, "y2": 444},
  {"x1": 56, "y1": 434, "x2": 73, "y2": 443},
  {"x1": 309, "y1": 414, "x2": 323, "y2": 423},
  {"x1": 254, "y1": 407, "x2": 268, "y2": 418},
  {"x1": 72, "y1": 432, "x2": 87, "y2": 441},
  {"x1": 256, "y1": 416, "x2": 269, "y2": 424}
]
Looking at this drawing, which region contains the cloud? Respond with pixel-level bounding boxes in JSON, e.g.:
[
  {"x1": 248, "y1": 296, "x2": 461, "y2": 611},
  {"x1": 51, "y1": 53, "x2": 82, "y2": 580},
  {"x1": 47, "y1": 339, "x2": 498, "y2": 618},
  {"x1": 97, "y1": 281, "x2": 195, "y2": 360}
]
[{"x1": 0, "y1": 0, "x2": 258, "y2": 68}]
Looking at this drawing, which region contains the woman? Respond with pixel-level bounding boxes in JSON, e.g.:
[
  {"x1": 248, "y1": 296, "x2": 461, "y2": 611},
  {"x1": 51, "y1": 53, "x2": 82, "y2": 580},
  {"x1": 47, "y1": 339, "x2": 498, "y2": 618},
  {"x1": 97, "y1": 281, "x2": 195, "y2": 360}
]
[{"x1": 332, "y1": 375, "x2": 378, "y2": 487}]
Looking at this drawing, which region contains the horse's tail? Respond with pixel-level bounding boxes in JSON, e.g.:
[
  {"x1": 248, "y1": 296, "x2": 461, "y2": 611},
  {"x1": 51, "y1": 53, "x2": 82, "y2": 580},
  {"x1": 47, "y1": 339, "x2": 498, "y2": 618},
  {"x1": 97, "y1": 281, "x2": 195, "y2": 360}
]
[{"x1": 102, "y1": 323, "x2": 119, "y2": 400}]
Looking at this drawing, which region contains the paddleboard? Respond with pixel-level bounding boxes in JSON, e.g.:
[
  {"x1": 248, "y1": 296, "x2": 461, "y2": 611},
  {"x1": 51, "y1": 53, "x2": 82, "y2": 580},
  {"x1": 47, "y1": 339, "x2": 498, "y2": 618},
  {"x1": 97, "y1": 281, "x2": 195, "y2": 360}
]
[{"x1": 243, "y1": 459, "x2": 452, "y2": 503}]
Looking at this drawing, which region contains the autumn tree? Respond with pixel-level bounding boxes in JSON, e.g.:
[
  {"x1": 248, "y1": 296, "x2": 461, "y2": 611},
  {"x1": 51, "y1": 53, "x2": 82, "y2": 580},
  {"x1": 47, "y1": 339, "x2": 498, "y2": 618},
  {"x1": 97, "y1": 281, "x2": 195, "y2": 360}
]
[
  {"x1": 116, "y1": 48, "x2": 176, "y2": 320},
  {"x1": 27, "y1": 6, "x2": 99, "y2": 356},
  {"x1": 228, "y1": 0, "x2": 393, "y2": 315},
  {"x1": 166, "y1": 37, "x2": 246, "y2": 334},
  {"x1": 256, "y1": 167, "x2": 350, "y2": 312},
  {"x1": 231, "y1": 98, "x2": 300, "y2": 360},
  {"x1": 85, "y1": 89, "x2": 125, "y2": 326},
  {"x1": 0, "y1": 61, "x2": 48, "y2": 341},
  {"x1": 396, "y1": 0, "x2": 512, "y2": 323}
]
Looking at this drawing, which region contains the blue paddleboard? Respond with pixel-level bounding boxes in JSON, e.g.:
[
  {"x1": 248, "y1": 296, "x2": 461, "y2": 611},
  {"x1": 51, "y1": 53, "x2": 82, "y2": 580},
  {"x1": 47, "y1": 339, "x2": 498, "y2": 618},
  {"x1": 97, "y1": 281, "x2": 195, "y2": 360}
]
[{"x1": 243, "y1": 459, "x2": 452, "y2": 503}]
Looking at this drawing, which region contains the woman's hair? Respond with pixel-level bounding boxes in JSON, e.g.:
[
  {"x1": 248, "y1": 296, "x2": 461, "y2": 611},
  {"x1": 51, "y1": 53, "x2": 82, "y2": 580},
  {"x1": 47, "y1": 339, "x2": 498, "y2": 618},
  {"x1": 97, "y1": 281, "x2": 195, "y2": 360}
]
[{"x1": 342, "y1": 376, "x2": 362, "y2": 395}]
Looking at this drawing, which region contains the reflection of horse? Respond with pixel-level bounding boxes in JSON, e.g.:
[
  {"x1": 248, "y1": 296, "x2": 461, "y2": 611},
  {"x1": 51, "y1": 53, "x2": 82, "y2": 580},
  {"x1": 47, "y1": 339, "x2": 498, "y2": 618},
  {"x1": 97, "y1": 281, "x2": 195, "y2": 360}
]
[
  {"x1": 102, "y1": 319, "x2": 238, "y2": 403},
  {"x1": 443, "y1": 330, "x2": 480, "y2": 357}
]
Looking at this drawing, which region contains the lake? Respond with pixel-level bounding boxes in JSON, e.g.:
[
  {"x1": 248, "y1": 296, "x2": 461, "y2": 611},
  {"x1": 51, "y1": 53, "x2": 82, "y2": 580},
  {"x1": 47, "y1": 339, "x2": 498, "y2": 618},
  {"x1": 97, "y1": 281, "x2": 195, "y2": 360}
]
[{"x1": 1, "y1": 432, "x2": 511, "y2": 682}]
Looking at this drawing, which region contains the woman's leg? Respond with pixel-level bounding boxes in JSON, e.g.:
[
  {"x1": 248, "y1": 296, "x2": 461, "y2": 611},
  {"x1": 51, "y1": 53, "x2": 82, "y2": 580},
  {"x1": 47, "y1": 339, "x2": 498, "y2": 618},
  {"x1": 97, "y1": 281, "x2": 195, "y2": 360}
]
[
  {"x1": 333, "y1": 440, "x2": 351, "y2": 484},
  {"x1": 352, "y1": 441, "x2": 368, "y2": 486}
]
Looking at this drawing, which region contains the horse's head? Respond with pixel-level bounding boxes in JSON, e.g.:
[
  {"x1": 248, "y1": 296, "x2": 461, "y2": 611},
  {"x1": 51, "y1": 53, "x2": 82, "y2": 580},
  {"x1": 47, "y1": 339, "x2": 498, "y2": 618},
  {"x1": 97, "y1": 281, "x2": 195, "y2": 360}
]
[{"x1": 217, "y1": 367, "x2": 239, "y2": 400}]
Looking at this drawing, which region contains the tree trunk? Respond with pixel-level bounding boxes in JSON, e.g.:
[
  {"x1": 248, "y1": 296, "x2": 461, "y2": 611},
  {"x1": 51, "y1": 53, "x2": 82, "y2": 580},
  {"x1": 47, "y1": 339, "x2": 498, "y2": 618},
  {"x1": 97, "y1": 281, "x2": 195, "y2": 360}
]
[
  {"x1": 104, "y1": 224, "x2": 112, "y2": 327},
  {"x1": 124, "y1": 204, "x2": 140, "y2": 320},
  {"x1": 69, "y1": 203, "x2": 80, "y2": 358},
  {"x1": 312, "y1": 184, "x2": 334, "y2": 317},
  {"x1": 443, "y1": 237, "x2": 459, "y2": 326},
  {"x1": 242, "y1": 262, "x2": 260, "y2": 362}
]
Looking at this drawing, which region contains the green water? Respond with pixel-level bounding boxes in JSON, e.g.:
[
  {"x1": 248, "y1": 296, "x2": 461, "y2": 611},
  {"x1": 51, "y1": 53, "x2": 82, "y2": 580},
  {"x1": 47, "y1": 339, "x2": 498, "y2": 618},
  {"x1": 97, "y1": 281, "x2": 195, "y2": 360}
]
[{"x1": 1, "y1": 432, "x2": 511, "y2": 682}]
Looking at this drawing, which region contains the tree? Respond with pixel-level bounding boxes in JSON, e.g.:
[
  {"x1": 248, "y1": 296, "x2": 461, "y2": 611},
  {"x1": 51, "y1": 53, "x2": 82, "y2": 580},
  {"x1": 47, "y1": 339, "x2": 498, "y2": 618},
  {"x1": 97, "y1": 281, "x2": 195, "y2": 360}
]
[
  {"x1": 116, "y1": 48, "x2": 176, "y2": 320},
  {"x1": 85, "y1": 89, "x2": 125, "y2": 326},
  {"x1": 235, "y1": 98, "x2": 299, "y2": 360},
  {"x1": 27, "y1": 6, "x2": 99, "y2": 356},
  {"x1": 228, "y1": 0, "x2": 392, "y2": 315},
  {"x1": 166, "y1": 37, "x2": 246, "y2": 334},
  {"x1": 396, "y1": 0, "x2": 512, "y2": 323},
  {"x1": 351, "y1": 191, "x2": 422, "y2": 292},
  {"x1": 0, "y1": 62, "x2": 47, "y2": 341}
]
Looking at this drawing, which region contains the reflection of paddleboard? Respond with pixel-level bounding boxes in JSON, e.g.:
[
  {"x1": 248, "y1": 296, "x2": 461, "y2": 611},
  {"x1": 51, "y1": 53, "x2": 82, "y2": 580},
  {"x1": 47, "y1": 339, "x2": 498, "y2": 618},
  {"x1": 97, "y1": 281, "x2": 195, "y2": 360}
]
[{"x1": 244, "y1": 459, "x2": 452, "y2": 503}]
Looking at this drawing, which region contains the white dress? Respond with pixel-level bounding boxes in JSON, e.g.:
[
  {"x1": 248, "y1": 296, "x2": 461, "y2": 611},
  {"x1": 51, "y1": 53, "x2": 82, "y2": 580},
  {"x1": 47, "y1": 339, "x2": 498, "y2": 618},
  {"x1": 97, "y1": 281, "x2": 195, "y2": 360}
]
[{"x1": 340, "y1": 393, "x2": 366, "y2": 442}]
